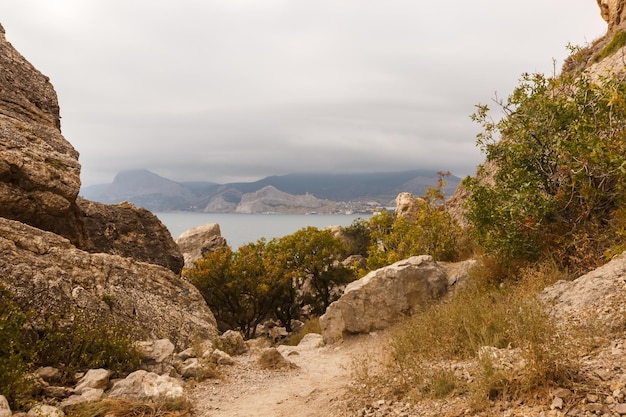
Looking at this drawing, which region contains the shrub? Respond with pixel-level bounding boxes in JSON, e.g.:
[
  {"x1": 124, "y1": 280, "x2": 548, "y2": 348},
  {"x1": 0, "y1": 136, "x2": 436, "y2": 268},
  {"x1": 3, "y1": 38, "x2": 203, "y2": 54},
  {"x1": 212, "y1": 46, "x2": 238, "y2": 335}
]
[
  {"x1": 0, "y1": 286, "x2": 37, "y2": 410},
  {"x1": 367, "y1": 172, "x2": 464, "y2": 270},
  {"x1": 36, "y1": 312, "x2": 142, "y2": 382},
  {"x1": 0, "y1": 285, "x2": 141, "y2": 410},
  {"x1": 466, "y1": 71, "x2": 626, "y2": 274}
]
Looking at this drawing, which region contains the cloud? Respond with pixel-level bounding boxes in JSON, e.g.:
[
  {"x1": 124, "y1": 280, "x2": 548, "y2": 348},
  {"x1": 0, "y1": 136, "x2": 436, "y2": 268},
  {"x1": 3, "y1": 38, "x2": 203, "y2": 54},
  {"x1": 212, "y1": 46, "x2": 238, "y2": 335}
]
[{"x1": 0, "y1": 0, "x2": 608, "y2": 186}]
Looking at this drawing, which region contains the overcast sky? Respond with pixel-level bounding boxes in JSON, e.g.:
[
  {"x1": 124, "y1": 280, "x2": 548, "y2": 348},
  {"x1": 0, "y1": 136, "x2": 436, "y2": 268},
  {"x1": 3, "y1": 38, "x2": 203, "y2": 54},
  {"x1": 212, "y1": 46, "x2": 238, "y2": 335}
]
[{"x1": 1, "y1": 1, "x2": 608, "y2": 187}]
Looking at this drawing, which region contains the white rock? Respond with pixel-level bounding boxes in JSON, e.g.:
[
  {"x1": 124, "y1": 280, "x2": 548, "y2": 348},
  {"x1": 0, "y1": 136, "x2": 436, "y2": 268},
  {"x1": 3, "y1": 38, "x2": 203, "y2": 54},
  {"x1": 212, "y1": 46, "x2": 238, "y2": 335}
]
[
  {"x1": 107, "y1": 370, "x2": 185, "y2": 401},
  {"x1": 74, "y1": 369, "x2": 111, "y2": 394},
  {"x1": 28, "y1": 404, "x2": 64, "y2": 417},
  {"x1": 320, "y1": 256, "x2": 448, "y2": 343},
  {"x1": 0, "y1": 395, "x2": 11, "y2": 417}
]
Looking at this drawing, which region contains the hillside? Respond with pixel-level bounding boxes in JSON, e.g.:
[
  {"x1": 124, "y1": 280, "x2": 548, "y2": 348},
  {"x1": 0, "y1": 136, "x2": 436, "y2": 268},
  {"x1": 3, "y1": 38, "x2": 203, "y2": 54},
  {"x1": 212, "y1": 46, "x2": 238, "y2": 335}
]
[{"x1": 81, "y1": 169, "x2": 461, "y2": 213}]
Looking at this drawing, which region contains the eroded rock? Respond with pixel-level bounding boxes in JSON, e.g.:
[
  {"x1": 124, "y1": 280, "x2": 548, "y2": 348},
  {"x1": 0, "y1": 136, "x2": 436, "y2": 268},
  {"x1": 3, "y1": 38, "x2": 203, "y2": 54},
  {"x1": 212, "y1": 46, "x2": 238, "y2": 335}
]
[{"x1": 320, "y1": 255, "x2": 448, "y2": 343}]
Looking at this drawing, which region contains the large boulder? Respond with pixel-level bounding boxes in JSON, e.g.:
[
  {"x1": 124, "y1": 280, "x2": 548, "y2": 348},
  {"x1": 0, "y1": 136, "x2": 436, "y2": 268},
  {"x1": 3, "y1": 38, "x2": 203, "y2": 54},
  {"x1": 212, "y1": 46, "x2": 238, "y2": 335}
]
[
  {"x1": 72, "y1": 198, "x2": 184, "y2": 274},
  {"x1": 320, "y1": 255, "x2": 448, "y2": 343},
  {"x1": 0, "y1": 217, "x2": 217, "y2": 348},
  {"x1": 175, "y1": 223, "x2": 227, "y2": 268}
]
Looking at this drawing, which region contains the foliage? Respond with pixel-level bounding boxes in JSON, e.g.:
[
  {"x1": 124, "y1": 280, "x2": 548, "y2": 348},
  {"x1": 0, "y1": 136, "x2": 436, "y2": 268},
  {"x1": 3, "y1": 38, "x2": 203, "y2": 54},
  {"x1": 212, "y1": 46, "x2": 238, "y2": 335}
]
[
  {"x1": 36, "y1": 313, "x2": 142, "y2": 382},
  {"x1": 187, "y1": 227, "x2": 353, "y2": 337},
  {"x1": 66, "y1": 397, "x2": 191, "y2": 417},
  {"x1": 0, "y1": 285, "x2": 141, "y2": 410},
  {"x1": 594, "y1": 30, "x2": 626, "y2": 62},
  {"x1": 0, "y1": 286, "x2": 37, "y2": 410},
  {"x1": 367, "y1": 172, "x2": 463, "y2": 270},
  {"x1": 270, "y1": 227, "x2": 355, "y2": 318},
  {"x1": 185, "y1": 242, "x2": 283, "y2": 339},
  {"x1": 465, "y1": 71, "x2": 626, "y2": 273},
  {"x1": 341, "y1": 218, "x2": 371, "y2": 257}
]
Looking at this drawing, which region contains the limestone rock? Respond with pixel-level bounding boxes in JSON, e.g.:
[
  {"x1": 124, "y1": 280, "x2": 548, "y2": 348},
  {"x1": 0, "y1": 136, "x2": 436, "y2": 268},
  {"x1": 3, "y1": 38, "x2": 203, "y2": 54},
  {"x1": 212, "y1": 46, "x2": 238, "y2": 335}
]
[
  {"x1": 71, "y1": 198, "x2": 184, "y2": 274},
  {"x1": 107, "y1": 370, "x2": 185, "y2": 401},
  {"x1": 0, "y1": 217, "x2": 217, "y2": 349},
  {"x1": 136, "y1": 339, "x2": 175, "y2": 375},
  {"x1": 176, "y1": 223, "x2": 226, "y2": 268},
  {"x1": 35, "y1": 367, "x2": 61, "y2": 384},
  {"x1": 394, "y1": 192, "x2": 423, "y2": 218},
  {"x1": 258, "y1": 348, "x2": 298, "y2": 370},
  {"x1": 59, "y1": 388, "x2": 104, "y2": 411},
  {"x1": 74, "y1": 369, "x2": 111, "y2": 394},
  {"x1": 0, "y1": 23, "x2": 80, "y2": 230},
  {"x1": 210, "y1": 349, "x2": 235, "y2": 366},
  {"x1": 218, "y1": 330, "x2": 248, "y2": 356},
  {"x1": 320, "y1": 255, "x2": 448, "y2": 343},
  {"x1": 540, "y1": 251, "x2": 626, "y2": 326},
  {"x1": 0, "y1": 396, "x2": 11, "y2": 417},
  {"x1": 597, "y1": 0, "x2": 626, "y2": 32},
  {"x1": 27, "y1": 404, "x2": 64, "y2": 417}
]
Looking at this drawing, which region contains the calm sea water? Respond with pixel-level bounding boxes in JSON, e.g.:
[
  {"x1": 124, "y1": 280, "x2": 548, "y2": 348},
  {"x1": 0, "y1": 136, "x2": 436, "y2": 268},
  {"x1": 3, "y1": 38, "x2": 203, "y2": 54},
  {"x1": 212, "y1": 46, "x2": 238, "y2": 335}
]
[{"x1": 155, "y1": 212, "x2": 372, "y2": 249}]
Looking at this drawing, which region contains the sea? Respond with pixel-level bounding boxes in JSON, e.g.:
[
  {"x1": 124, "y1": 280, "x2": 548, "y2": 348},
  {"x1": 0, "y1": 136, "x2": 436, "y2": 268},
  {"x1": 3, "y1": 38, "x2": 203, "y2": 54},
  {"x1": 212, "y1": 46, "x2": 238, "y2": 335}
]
[{"x1": 155, "y1": 212, "x2": 372, "y2": 249}]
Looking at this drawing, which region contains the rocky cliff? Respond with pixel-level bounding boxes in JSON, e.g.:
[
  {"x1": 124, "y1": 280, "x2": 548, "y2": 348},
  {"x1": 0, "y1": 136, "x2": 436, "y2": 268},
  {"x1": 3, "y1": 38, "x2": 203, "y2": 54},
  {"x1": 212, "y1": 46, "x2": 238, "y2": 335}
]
[
  {"x1": 0, "y1": 23, "x2": 216, "y2": 347},
  {"x1": 234, "y1": 185, "x2": 338, "y2": 214},
  {"x1": 597, "y1": 0, "x2": 626, "y2": 31}
]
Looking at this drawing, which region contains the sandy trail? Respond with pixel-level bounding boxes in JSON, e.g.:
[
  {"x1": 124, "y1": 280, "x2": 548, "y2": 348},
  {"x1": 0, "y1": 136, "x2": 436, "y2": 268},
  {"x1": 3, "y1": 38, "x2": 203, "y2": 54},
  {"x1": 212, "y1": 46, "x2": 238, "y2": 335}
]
[{"x1": 188, "y1": 334, "x2": 380, "y2": 417}]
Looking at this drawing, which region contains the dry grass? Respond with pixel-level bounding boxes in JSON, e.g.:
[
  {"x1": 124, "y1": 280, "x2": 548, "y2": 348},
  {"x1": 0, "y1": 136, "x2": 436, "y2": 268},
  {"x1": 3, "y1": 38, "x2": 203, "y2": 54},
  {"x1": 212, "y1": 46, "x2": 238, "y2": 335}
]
[
  {"x1": 66, "y1": 398, "x2": 191, "y2": 417},
  {"x1": 351, "y1": 259, "x2": 599, "y2": 412}
]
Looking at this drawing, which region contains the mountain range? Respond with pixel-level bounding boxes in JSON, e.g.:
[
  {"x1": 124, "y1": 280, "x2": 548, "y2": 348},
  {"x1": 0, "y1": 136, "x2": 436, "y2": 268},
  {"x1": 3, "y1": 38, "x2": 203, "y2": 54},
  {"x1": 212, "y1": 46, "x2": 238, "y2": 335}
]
[{"x1": 80, "y1": 169, "x2": 462, "y2": 213}]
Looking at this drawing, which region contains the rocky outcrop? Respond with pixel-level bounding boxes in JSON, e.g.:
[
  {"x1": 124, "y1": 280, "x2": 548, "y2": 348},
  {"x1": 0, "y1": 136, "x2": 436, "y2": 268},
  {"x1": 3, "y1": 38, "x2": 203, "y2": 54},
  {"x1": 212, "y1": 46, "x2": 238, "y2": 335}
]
[
  {"x1": 175, "y1": 223, "x2": 227, "y2": 268},
  {"x1": 0, "y1": 23, "x2": 183, "y2": 274},
  {"x1": 0, "y1": 23, "x2": 81, "y2": 229},
  {"x1": 71, "y1": 198, "x2": 184, "y2": 274},
  {"x1": 0, "y1": 217, "x2": 217, "y2": 348},
  {"x1": 235, "y1": 185, "x2": 337, "y2": 214},
  {"x1": 597, "y1": 0, "x2": 626, "y2": 32},
  {"x1": 394, "y1": 192, "x2": 423, "y2": 218},
  {"x1": 319, "y1": 255, "x2": 450, "y2": 343}
]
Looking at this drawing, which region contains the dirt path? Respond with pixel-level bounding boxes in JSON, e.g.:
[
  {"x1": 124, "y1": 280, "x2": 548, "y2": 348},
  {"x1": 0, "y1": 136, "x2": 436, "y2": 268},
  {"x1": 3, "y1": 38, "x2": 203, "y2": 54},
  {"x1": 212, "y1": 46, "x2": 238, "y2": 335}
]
[{"x1": 188, "y1": 333, "x2": 382, "y2": 417}]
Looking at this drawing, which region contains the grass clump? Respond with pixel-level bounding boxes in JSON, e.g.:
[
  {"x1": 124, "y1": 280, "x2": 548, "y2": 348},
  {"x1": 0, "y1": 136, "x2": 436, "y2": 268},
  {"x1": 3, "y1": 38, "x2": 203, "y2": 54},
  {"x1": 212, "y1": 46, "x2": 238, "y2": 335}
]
[
  {"x1": 66, "y1": 397, "x2": 191, "y2": 417},
  {"x1": 594, "y1": 29, "x2": 626, "y2": 62}
]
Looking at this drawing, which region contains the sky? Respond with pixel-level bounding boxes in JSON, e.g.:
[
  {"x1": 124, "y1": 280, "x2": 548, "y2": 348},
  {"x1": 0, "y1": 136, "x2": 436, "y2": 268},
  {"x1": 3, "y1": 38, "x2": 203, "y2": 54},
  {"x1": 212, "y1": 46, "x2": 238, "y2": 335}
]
[{"x1": 0, "y1": 1, "x2": 608, "y2": 187}]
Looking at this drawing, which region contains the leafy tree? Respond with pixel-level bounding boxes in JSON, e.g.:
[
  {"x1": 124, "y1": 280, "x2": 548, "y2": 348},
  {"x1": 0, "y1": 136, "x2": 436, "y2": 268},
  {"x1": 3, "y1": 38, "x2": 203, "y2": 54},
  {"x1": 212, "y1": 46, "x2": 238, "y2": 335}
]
[
  {"x1": 186, "y1": 242, "x2": 283, "y2": 339},
  {"x1": 465, "y1": 71, "x2": 626, "y2": 272},
  {"x1": 367, "y1": 173, "x2": 463, "y2": 270},
  {"x1": 341, "y1": 218, "x2": 371, "y2": 257},
  {"x1": 269, "y1": 227, "x2": 356, "y2": 322}
]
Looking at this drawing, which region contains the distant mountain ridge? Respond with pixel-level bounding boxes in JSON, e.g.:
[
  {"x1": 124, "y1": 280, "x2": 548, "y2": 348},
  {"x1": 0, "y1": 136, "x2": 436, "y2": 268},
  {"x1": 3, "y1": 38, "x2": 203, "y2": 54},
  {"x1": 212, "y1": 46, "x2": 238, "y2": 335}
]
[{"x1": 80, "y1": 169, "x2": 461, "y2": 213}]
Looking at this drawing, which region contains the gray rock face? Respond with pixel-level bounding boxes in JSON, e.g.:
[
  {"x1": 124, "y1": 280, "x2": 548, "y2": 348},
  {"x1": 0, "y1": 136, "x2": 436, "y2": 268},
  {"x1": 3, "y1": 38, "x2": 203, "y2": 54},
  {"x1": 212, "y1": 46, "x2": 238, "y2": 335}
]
[
  {"x1": 0, "y1": 217, "x2": 217, "y2": 348},
  {"x1": 319, "y1": 255, "x2": 449, "y2": 343},
  {"x1": 176, "y1": 223, "x2": 227, "y2": 268}
]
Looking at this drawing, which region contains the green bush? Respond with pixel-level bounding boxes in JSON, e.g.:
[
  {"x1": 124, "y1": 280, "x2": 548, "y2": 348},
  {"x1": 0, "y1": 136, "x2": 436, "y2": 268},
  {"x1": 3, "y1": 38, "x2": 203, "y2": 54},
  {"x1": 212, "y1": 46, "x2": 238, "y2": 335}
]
[
  {"x1": 367, "y1": 172, "x2": 463, "y2": 270},
  {"x1": 465, "y1": 71, "x2": 626, "y2": 273},
  {"x1": 0, "y1": 285, "x2": 141, "y2": 410}
]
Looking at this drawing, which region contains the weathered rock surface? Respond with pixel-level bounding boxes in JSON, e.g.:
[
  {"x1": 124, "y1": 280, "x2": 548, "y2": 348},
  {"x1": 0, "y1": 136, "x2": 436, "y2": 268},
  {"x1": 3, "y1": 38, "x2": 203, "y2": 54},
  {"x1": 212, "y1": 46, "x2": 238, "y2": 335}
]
[
  {"x1": 394, "y1": 192, "x2": 423, "y2": 218},
  {"x1": 107, "y1": 370, "x2": 185, "y2": 401},
  {"x1": 175, "y1": 223, "x2": 227, "y2": 268},
  {"x1": 320, "y1": 255, "x2": 449, "y2": 343},
  {"x1": 71, "y1": 198, "x2": 184, "y2": 274},
  {"x1": 597, "y1": 0, "x2": 626, "y2": 31},
  {"x1": 74, "y1": 369, "x2": 111, "y2": 394},
  {"x1": 0, "y1": 217, "x2": 217, "y2": 348},
  {"x1": 0, "y1": 24, "x2": 183, "y2": 274},
  {"x1": 0, "y1": 23, "x2": 80, "y2": 229}
]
